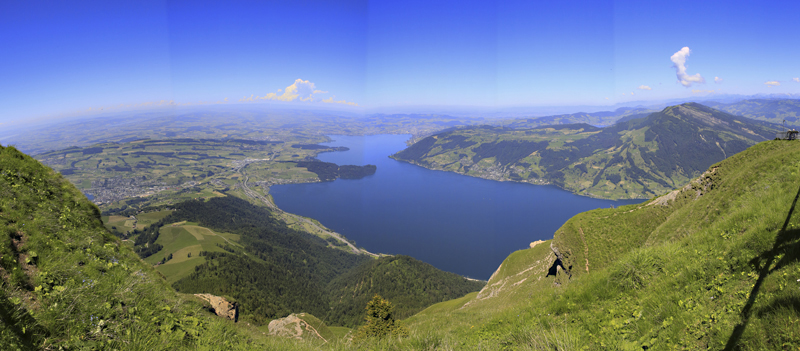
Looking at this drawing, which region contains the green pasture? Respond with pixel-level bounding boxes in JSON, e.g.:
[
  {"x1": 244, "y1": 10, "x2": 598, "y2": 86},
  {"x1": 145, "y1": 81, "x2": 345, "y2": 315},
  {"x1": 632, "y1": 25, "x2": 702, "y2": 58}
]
[
  {"x1": 145, "y1": 224, "x2": 242, "y2": 283},
  {"x1": 137, "y1": 210, "x2": 173, "y2": 226}
]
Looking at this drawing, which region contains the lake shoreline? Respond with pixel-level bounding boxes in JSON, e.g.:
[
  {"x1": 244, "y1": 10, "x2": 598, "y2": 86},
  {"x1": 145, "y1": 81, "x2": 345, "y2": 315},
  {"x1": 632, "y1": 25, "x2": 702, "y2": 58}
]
[{"x1": 271, "y1": 134, "x2": 644, "y2": 279}]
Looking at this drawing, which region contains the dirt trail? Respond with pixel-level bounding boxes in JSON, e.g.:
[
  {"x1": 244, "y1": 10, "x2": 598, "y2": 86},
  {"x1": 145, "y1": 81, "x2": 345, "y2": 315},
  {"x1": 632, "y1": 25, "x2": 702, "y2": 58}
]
[{"x1": 579, "y1": 227, "x2": 589, "y2": 273}]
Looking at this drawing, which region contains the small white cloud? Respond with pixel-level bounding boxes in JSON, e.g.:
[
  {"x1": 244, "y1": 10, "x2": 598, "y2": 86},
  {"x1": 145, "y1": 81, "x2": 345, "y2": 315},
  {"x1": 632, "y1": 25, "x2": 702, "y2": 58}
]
[
  {"x1": 604, "y1": 97, "x2": 609, "y2": 100},
  {"x1": 765, "y1": 81, "x2": 781, "y2": 87},
  {"x1": 322, "y1": 96, "x2": 358, "y2": 106},
  {"x1": 691, "y1": 89, "x2": 715, "y2": 94},
  {"x1": 637, "y1": 85, "x2": 652, "y2": 90},
  {"x1": 714, "y1": 77, "x2": 723, "y2": 84},
  {"x1": 670, "y1": 47, "x2": 705, "y2": 87},
  {"x1": 240, "y1": 79, "x2": 359, "y2": 106},
  {"x1": 793, "y1": 78, "x2": 799, "y2": 83},
  {"x1": 630, "y1": 92, "x2": 635, "y2": 95}
]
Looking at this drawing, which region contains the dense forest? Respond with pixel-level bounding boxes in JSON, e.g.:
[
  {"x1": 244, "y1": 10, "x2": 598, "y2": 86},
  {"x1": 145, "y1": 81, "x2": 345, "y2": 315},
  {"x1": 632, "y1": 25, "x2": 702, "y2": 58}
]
[
  {"x1": 132, "y1": 217, "x2": 168, "y2": 258},
  {"x1": 327, "y1": 255, "x2": 485, "y2": 327},
  {"x1": 166, "y1": 197, "x2": 369, "y2": 323},
  {"x1": 291, "y1": 144, "x2": 349, "y2": 151},
  {"x1": 297, "y1": 161, "x2": 376, "y2": 181}
]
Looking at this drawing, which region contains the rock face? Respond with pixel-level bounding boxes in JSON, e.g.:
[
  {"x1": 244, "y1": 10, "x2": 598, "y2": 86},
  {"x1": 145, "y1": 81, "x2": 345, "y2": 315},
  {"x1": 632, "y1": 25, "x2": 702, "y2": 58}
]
[
  {"x1": 194, "y1": 294, "x2": 238, "y2": 322},
  {"x1": 268, "y1": 313, "x2": 327, "y2": 341}
]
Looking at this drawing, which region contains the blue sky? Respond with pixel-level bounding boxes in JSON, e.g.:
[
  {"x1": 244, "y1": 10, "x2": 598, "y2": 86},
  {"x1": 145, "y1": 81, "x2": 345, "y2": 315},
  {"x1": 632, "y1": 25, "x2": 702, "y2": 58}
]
[{"x1": 1, "y1": 0, "x2": 799, "y2": 124}]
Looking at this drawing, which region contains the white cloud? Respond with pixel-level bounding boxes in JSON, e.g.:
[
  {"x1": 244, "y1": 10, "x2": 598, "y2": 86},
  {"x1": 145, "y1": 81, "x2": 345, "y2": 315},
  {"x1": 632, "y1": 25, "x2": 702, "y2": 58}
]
[
  {"x1": 765, "y1": 81, "x2": 781, "y2": 87},
  {"x1": 692, "y1": 89, "x2": 715, "y2": 94},
  {"x1": 259, "y1": 79, "x2": 317, "y2": 102},
  {"x1": 714, "y1": 77, "x2": 723, "y2": 84},
  {"x1": 637, "y1": 85, "x2": 652, "y2": 90},
  {"x1": 630, "y1": 92, "x2": 635, "y2": 95},
  {"x1": 670, "y1": 47, "x2": 705, "y2": 87},
  {"x1": 604, "y1": 97, "x2": 609, "y2": 100},
  {"x1": 243, "y1": 79, "x2": 358, "y2": 106},
  {"x1": 322, "y1": 96, "x2": 358, "y2": 106},
  {"x1": 793, "y1": 78, "x2": 799, "y2": 83}
]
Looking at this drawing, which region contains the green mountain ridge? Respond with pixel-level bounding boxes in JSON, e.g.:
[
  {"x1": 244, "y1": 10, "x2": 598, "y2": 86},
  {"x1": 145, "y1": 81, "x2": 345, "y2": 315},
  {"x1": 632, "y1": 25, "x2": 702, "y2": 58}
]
[
  {"x1": 497, "y1": 106, "x2": 657, "y2": 129},
  {"x1": 392, "y1": 102, "x2": 780, "y2": 199}
]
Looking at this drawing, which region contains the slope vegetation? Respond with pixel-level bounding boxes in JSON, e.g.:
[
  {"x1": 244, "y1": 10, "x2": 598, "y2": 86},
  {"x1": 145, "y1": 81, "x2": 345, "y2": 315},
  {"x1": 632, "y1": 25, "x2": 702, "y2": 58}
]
[
  {"x1": 0, "y1": 145, "x2": 277, "y2": 350},
  {"x1": 393, "y1": 103, "x2": 778, "y2": 199},
  {"x1": 326, "y1": 255, "x2": 485, "y2": 327},
  {"x1": 405, "y1": 139, "x2": 800, "y2": 350}
]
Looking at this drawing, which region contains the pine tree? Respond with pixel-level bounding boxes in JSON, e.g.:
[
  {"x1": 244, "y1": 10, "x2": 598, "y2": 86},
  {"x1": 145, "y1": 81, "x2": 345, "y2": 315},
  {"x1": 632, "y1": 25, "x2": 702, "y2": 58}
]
[{"x1": 355, "y1": 294, "x2": 408, "y2": 340}]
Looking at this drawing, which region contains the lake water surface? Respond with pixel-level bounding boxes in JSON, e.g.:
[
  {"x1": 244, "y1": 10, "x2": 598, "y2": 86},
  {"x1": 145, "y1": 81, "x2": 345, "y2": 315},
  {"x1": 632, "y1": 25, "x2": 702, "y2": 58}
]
[{"x1": 270, "y1": 134, "x2": 642, "y2": 279}]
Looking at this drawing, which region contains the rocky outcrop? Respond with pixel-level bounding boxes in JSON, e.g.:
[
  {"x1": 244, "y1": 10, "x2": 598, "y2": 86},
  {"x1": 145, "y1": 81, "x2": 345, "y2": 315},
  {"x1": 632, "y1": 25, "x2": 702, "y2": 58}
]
[
  {"x1": 194, "y1": 294, "x2": 238, "y2": 322},
  {"x1": 649, "y1": 166, "x2": 718, "y2": 206},
  {"x1": 549, "y1": 243, "x2": 571, "y2": 286},
  {"x1": 267, "y1": 313, "x2": 327, "y2": 342}
]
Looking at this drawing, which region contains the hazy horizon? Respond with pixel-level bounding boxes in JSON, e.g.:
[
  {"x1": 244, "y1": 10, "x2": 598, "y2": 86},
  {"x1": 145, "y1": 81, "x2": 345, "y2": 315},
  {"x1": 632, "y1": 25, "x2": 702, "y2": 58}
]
[{"x1": 2, "y1": 1, "x2": 800, "y2": 125}]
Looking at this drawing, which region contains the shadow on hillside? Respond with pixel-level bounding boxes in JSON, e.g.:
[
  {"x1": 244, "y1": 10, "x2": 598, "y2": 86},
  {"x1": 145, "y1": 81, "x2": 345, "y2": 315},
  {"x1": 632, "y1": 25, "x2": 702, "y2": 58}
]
[
  {"x1": 724, "y1": 184, "x2": 800, "y2": 350},
  {"x1": 0, "y1": 291, "x2": 42, "y2": 350}
]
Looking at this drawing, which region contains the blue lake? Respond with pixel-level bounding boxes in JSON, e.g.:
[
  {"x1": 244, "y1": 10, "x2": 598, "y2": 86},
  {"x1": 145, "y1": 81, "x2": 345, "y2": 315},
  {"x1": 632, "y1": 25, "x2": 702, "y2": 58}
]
[{"x1": 270, "y1": 134, "x2": 642, "y2": 279}]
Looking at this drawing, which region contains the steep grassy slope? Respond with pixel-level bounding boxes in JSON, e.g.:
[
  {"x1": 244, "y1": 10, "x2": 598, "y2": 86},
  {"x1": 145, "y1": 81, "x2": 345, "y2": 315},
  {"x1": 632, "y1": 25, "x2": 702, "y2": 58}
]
[
  {"x1": 0, "y1": 145, "x2": 281, "y2": 350},
  {"x1": 393, "y1": 103, "x2": 779, "y2": 199},
  {"x1": 403, "y1": 139, "x2": 800, "y2": 350}
]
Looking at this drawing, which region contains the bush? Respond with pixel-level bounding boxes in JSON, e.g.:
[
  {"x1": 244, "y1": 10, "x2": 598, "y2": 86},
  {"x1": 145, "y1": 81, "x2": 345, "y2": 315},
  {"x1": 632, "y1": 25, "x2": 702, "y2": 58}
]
[{"x1": 354, "y1": 294, "x2": 408, "y2": 340}]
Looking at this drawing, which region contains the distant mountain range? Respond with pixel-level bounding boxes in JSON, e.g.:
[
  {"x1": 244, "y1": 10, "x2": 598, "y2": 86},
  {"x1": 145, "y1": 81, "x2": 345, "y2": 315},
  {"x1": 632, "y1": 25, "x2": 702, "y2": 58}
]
[
  {"x1": 392, "y1": 103, "x2": 780, "y2": 199},
  {"x1": 702, "y1": 99, "x2": 800, "y2": 126}
]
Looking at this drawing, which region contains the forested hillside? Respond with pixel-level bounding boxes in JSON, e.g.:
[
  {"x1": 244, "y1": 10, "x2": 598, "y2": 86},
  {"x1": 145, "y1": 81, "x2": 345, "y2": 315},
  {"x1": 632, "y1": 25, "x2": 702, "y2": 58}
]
[
  {"x1": 163, "y1": 197, "x2": 369, "y2": 324},
  {"x1": 393, "y1": 103, "x2": 779, "y2": 199},
  {"x1": 157, "y1": 196, "x2": 483, "y2": 326},
  {"x1": 326, "y1": 255, "x2": 485, "y2": 327}
]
